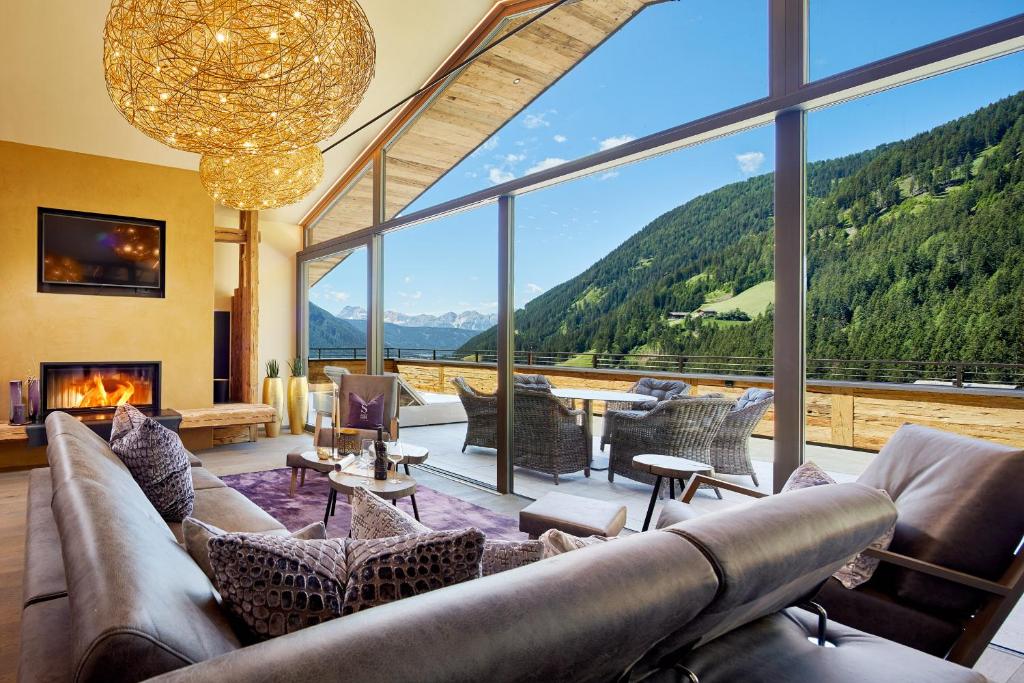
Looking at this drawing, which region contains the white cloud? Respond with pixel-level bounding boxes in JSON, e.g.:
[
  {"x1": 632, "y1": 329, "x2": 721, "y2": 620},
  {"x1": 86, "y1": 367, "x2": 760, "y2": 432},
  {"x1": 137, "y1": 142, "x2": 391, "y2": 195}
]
[
  {"x1": 526, "y1": 157, "x2": 567, "y2": 174},
  {"x1": 488, "y1": 168, "x2": 515, "y2": 184},
  {"x1": 481, "y1": 137, "x2": 499, "y2": 151},
  {"x1": 403, "y1": 275, "x2": 413, "y2": 284},
  {"x1": 523, "y1": 111, "x2": 551, "y2": 129},
  {"x1": 504, "y1": 153, "x2": 526, "y2": 163},
  {"x1": 553, "y1": 134, "x2": 567, "y2": 143},
  {"x1": 598, "y1": 134, "x2": 635, "y2": 151},
  {"x1": 398, "y1": 291, "x2": 422, "y2": 300},
  {"x1": 479, "y1": 301, "x2": 498, "y2": 309},
  {"x1": 525, "y1": 283, "x2": 544, "y2": 294},
  {"x1": 599, "y1": 171, "x2": 619, "y2": 181},
  {"x1": 736, "y1": 151, "x2": 766, "y2": 174}
]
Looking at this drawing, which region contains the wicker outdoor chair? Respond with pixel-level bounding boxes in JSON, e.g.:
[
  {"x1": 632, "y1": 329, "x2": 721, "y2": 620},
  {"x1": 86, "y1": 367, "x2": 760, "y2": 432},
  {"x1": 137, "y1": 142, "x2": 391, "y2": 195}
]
[
  {"x1": 708, "y1": 388, "x2": 774, "y2": 486},
  {"x1": 512, "y1": 387, "x2": 590, "y2": 484},
  {"x1": 600, "y1": 378, "x2": 691, "y2": 451},
  {"x1": 607, "y1": 397, "x2": 734, "y2": 486},
  {"x1": 452, "y1": 377, "x2": 498, "y2": 452},
  {"x1": 513, "y1": 373, "x2": 553, "y2": 391}
]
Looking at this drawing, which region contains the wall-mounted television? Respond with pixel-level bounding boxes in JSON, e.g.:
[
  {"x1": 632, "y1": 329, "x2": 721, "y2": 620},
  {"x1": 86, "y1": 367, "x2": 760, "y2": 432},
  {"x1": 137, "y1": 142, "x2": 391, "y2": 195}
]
[{"x1": 37, "y1": 207, "x2": 165, "y2": 298}]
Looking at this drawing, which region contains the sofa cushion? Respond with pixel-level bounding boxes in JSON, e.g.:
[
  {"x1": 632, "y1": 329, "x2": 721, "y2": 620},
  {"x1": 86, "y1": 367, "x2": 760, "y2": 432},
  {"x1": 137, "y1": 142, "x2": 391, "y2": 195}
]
[
  {"x1": 733, "y1": 387, "x2": 774, "y2": 411},
  {"x1": 781, "y1": 460, "x2": 835, "y2": 490},
  {"x1": 190, "y1": 466, "x2": 226, "y2": 491},
  {"x1": 168, "y1": 486, "x2": 286, "y2": 543},
  {"x1": 18, "y1": 596, "x2": 74, "y2": 683},
  {"x1": 109, "y1": 404, "x2": 195, "y2": 522},
  {"x1": 538, "y1": 528, "x2": 612, "y2": 558},
  {"x1": 182, "y1": 517, "x2": 326, "y2": 580},
  {"x1": 857, "y1": 423, "x2": 1024, "y2": 613},
  {"x1": 22, "y1": 467, "x2": 67, "y2": 608},
  {"x1": 634, "y1": 377, "x2": 689, "y2": 405},
  {"x1": 51, "y1": 477, "x2": 241, "y2": 683},
  {"x1": 650, "y1": 483, "x2": 896, "y2": 663},
  {"x1": 655, "y1": 498, "x2": 701, "y2": 529},
  {"x1": 813, "y1": 576, "x2": 964, "y2": 658},
  {"x1": 675, "y1": 607, "x2": 984, "y2": 683}
]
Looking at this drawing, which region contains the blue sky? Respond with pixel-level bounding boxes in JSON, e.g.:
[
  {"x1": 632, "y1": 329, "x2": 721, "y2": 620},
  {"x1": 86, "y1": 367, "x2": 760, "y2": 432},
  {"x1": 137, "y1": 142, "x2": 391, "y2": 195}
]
[{"x1": 311, "y1": 0, "x2": 1024, "y2": 318}]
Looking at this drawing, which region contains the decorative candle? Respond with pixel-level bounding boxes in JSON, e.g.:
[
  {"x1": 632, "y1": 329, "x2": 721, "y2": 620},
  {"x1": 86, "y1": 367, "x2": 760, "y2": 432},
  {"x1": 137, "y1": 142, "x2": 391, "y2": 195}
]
[
  {"x1": 27, "y1": 378, "x2": 40, "y2": 422},
  {"x1": 9, "y1": 381, "x2": 24, "y2": 425}
]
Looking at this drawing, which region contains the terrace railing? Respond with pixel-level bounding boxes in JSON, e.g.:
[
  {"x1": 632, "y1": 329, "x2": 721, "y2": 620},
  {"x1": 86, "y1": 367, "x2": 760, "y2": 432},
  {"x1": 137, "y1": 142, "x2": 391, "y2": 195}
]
[{"x1": 308, "y1": 347, "x2": 1024, "y2": 388}]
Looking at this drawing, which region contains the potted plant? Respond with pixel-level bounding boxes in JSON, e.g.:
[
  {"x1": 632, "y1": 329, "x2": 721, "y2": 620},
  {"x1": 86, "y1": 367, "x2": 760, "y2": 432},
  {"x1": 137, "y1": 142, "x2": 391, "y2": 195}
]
[
  {"x1": 286, "y1": 357, "x2": 308, "y2": 435},
  {"x1": 261, "y1": 360, "x2": 284, "y2": 437}
]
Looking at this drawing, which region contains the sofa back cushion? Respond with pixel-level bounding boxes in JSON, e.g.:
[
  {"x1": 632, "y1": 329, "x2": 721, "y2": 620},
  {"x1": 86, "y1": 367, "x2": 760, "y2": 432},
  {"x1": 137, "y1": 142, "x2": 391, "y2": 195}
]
[
  {"x1": 634, "y1": 377, "x2": 690, "y2": 403},
  {"x1": 857, "y1": 423, "x2": 1024, "y2": 614},
  {"x1": 45, "y1": 412, "x2": 241, "y2": 682},
  {"x1": 655, "y1": 483, "x2": 896, "y2": 655}
]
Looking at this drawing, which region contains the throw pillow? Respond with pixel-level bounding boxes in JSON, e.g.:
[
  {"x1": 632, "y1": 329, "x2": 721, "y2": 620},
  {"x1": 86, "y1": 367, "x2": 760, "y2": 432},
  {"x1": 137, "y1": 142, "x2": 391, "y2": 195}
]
[
  {"x1": 349, "y1": 486, "x2": 543, "y2": 576},
  {"x1": 538, "y1": 529, "x2": 612, "y2": 558},
  {"x1": 346, "y1": 393, "x2": 385, "y2": 430},
  {"x1": 181, "y1": 517, "x2": 327, "y2": 580},
  {"x1": 109, "y1": 403, "x2": 195, "y2": 521},
  {"x1": 342, "y1": 529, "x2": 484, "y2": 615},
  {"x1": 781, "y1": 461, "x2": 895, "y2": 589},
  {"x1": 208, "y1": 528, "x2": 485, "y2": 638},
  {"x1": 209, "y1": 533, "x2": 348, "y2": 639},
  {"x1": 781, "y1": 461, "x2": 836, "y2": 491}
]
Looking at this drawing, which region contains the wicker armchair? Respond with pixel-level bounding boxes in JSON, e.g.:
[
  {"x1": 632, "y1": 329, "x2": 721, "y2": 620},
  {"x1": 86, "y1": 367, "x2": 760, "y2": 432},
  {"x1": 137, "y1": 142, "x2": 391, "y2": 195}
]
[
  {"x1": 709, "y1": 388, "x2": 774, "y2": 486},
  {"x1": 600, "y1": 378, "x2": 691, "y2": 451},
  {"x1": 512, "y1": 387, "x2": 590, "y2": 484},
  {"x1": 607, "y1": 397, "x2": 734, "y2": 486},
  {"x1": 452, "y1": 377, "x2": 498, "y2": 452},
  {"x1": 513, "y1": 373, "x2": 553, "y2": 391}
]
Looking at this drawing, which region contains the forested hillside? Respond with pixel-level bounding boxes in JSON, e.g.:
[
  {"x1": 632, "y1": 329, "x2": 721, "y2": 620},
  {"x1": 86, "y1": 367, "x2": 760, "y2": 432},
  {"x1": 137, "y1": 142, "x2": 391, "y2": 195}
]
[{"x1": 460, "y1": 91, "x2": 1024, "y2": 370}]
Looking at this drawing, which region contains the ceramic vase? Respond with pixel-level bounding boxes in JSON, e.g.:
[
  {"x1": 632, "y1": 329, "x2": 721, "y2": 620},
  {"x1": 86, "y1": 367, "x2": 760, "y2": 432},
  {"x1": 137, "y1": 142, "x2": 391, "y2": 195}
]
[
  {"x1": 9, "y1": 381, "x2": 25, "y2": 425},
  {"x1": 287, "y1": 376, "x2": 308, "y2": 435},
  {"x1": 262, "y1": 377, "x2": 284, "y2": 438},
  {"x1": 27, "y1": 379, "x2": 40, "y2": 422}
]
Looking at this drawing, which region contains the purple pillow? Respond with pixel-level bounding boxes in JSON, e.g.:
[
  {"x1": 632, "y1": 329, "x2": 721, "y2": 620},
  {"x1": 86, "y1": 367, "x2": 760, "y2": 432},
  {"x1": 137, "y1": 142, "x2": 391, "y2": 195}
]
[{"x1": 346, "y1": 393, "x2": 385, "y2": 430}]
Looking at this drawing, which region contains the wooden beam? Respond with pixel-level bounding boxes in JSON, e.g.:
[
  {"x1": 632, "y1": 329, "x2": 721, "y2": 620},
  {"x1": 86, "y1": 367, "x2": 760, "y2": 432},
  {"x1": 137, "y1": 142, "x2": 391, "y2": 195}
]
[
  {"x1": 215, "y1": 227, "x2": 246, "y2": 243},
  {"x1": 230, "y1": 210, "x2": 260, "y2": 403}
]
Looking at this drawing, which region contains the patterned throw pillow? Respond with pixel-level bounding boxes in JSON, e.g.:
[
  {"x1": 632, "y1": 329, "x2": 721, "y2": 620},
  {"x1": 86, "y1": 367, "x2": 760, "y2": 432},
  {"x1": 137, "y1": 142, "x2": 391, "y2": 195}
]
[
  {"x1": 342, "y1": 529, "x2": 484, "y2": 615},
  {"x1": 181, "y1": 517, "x2": 327, "y2": 580},
  {"x1": 538, "y1": 528, "x2": 612, "y2": 559},
  {"x1": 209, "y1": 533, "x2": 349, "y2": 639},
  {"x1": 781, "y1": 461, "x2": 895, "y2": 589},
  {"x1": 349, "y1": 486, "x2": 543, "y2": 576},
  {"x1": 208, "y1": 528, "x2": 484, "y2": 639},
  {"x1": 109, "y1": 404, "x2": 195, "y2": 521}
]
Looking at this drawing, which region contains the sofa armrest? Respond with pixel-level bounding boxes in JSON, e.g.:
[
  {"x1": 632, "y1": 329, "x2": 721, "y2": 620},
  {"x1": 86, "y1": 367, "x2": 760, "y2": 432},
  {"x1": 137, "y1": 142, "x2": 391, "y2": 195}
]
[
  {"x1": 680, "y1": 474, "x2": 767, "y2": 503},
  {"x1": 862, "y1": 548, "x2": 1012, "y2": 596}
]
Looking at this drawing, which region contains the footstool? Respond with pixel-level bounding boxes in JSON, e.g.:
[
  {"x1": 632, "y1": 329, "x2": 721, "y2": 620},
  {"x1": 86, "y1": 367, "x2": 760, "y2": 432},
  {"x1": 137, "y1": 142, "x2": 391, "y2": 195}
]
[{"x1": 519, "y1": 492, "x2": 627, "y2": 539}]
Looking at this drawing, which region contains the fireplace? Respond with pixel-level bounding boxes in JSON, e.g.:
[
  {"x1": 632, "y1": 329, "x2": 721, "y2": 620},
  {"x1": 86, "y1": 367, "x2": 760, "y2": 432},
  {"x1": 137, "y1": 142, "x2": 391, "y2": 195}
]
[{"x1": 40, "y1": 361, "x2": 161, "y2": 418}]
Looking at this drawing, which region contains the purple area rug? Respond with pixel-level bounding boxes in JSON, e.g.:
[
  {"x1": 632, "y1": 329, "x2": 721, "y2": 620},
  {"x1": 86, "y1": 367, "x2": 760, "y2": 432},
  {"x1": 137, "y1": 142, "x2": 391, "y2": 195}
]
[{"x1": 221, "y1": 467, "x2": 527, "y2": 540}]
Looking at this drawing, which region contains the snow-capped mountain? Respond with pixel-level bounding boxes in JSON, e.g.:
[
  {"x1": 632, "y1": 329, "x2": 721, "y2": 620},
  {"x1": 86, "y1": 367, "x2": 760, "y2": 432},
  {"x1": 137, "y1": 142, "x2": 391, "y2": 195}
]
[{"x1": 335, "y1": 306, "x2": 497, "y2": 331}]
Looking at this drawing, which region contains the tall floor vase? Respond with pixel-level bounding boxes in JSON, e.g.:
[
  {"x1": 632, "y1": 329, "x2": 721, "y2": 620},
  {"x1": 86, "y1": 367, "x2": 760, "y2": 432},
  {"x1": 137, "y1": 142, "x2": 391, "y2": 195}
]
[
  {"x1": 262, "y1": 377, "x2": 284, "y2": 437},
  {"x1": 287, "y1": 376, "x2": 308, "y2": 435}
]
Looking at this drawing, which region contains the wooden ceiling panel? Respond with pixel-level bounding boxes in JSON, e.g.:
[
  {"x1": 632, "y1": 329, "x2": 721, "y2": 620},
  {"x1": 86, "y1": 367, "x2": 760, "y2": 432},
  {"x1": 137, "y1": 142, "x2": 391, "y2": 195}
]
[{"x1": 307, "y1": 0, "x2": 655, "y2": 285}]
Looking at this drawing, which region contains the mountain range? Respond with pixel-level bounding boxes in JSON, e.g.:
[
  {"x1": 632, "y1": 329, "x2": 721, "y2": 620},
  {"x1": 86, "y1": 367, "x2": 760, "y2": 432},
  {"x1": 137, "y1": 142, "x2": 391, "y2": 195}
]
[
  {"x1": 335, "y1": 306, "x2": 497, "y2": 331},
  {"x1": 458, "y1": 90, "x2": 1024, "y2": 380},
  {"x1": 309, "y1": 303, "x2": 481, "y2": 351}
]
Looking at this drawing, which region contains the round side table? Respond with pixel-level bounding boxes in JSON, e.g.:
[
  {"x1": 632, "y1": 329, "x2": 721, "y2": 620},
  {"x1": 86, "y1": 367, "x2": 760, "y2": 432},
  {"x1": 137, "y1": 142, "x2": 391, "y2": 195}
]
[
  {"x1": 632, "y1": 454, "x2": 717, "y2": 531},
  {"x1": 324, "y1": 465, "x2": 418, "y2": 527}
]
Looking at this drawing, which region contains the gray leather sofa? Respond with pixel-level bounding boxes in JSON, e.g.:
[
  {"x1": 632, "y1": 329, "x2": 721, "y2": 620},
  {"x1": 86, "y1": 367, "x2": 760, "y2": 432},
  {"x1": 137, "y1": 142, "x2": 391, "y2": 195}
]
[{"x1": 19, "y1": 412, "x2": 986, "y2": 682}]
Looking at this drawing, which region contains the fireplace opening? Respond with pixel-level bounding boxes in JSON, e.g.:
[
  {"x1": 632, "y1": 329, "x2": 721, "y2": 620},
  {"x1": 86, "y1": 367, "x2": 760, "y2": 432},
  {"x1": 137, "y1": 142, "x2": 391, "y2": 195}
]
[{"x1": 41, "y1": 361, "x2": 161, "y2": 418}]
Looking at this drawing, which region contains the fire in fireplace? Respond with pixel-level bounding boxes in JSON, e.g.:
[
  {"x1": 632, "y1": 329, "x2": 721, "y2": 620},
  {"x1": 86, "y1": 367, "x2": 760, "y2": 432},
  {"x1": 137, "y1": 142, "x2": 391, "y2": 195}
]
[{"x1": 40, "y1": 361, "x2": 161, "y2": 417}]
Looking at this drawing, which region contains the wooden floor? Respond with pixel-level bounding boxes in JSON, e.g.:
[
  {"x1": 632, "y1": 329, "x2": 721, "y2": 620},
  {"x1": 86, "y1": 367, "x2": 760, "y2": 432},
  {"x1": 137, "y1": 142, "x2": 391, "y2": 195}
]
[{"x1": 0, "y1": 433, "x2": 1020, "y2": 682}]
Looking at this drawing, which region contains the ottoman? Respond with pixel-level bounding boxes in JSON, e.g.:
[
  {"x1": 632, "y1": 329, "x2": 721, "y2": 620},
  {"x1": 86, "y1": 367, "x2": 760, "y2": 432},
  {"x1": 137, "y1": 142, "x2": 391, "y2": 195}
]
[{"x1": 519, "y1": 492, "x2": 627, "y2": 539}]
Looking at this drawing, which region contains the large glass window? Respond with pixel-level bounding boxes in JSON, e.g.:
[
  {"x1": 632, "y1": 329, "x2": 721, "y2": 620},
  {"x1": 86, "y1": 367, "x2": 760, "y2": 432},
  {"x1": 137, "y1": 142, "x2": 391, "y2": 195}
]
[
  {"x1": 381, "y1": 204, "x2": 500, "y2": 488},
  {"x1": 508, "y1": 126, "x2": 775, "y2": 527},
  {"x1": 804, "y1": 52, "x2": 1024, "y2": 477},
  {"x1": 385, "y1": 0, "x2": 768, "y2": 218},
  {"x1": 809, "y1": 1, "x2": 1023, "y2": 80}
]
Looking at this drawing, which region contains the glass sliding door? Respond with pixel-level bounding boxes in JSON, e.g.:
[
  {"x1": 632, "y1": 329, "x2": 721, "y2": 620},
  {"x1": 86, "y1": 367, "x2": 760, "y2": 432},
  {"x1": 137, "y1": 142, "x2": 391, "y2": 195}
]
[
  {"x1": 380, "y1": 203, "x2": 500, "y2": 488},
  {"x1": 305, "y1": 244, "x2": 369, "y2": 427},
  {"x1": 511, "y1": 125, "x2": 776, "y2": 528}
]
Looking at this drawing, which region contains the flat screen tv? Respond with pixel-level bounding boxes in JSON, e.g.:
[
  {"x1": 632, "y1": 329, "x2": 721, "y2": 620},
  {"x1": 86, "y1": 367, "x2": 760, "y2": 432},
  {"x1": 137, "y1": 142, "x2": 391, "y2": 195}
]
[{"x1": 38, "y1": 207, "x2": 165, "y2": 298}]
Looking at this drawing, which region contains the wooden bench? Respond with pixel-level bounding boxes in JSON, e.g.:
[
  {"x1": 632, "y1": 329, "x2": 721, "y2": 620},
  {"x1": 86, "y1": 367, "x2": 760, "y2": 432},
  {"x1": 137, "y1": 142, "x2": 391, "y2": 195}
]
[{"x1": 177, "y1": 403, "x2": 277, "y2": 445}]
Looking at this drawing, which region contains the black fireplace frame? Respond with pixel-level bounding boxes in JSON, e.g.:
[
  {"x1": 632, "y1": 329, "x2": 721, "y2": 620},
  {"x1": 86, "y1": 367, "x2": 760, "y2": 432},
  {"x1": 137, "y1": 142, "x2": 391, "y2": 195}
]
[{"x1": 39, "y1": 361, "x2": 162, "y2": 418}]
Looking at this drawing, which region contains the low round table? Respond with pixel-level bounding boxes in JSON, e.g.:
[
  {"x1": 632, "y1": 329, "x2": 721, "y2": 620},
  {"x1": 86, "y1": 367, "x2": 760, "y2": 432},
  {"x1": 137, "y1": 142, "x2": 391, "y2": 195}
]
[
  {"x1": 324, "y1": 463, "x2": 419, "y2": 527},
  {"x1": 632, "y1": 454, "x2": 717, "y2": 531},
  {"x1": 287, "y1": 443, "x2": 429, "y2": 497}
]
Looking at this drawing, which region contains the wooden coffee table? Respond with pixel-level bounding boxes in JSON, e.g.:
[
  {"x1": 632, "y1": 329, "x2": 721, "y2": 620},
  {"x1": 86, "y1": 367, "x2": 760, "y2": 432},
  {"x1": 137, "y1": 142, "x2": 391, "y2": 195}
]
[
  {"x1": 324, "y1": 461, "x2": 419, "y2": 527},
  {"x1": 632, "y1": 454, "x2": 718, "y2": 531},
  {"x1": 288, "y1": 443, "x2": 428, "y2": 496}
]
